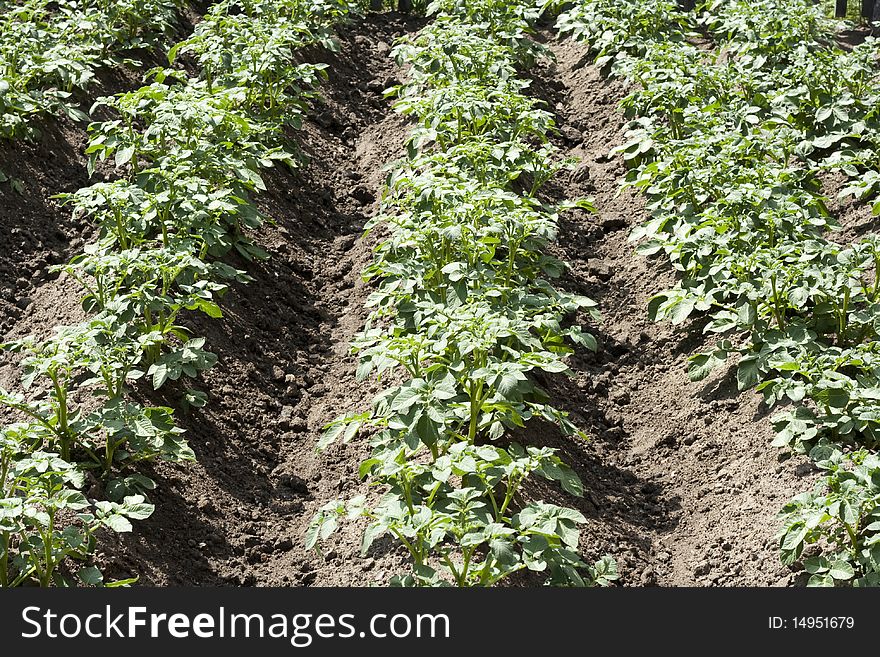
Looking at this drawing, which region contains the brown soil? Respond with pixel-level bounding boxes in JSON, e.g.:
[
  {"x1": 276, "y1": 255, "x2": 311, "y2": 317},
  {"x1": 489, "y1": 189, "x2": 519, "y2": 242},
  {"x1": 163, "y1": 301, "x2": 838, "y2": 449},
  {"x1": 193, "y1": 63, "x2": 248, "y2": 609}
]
[
  {"x1": 100, "y1": 12, "x2": 425, "y2": 586},
  {"x1": 525, "y1": 36, "x2": 817, "y2": 586},
  {"x1": 0, "y1": 15, "x2": 824, "y2": 587},
  {"x1": 0, "y1": 120, "x2": 93, "y2": 335}
]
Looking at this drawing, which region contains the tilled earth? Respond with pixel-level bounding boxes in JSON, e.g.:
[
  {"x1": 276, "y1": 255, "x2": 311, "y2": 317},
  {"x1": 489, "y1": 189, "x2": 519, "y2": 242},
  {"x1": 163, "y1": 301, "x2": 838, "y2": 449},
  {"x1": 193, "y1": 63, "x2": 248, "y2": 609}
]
[{"x1": 0, "y1": 13, "x2": 824, "y2": 586}]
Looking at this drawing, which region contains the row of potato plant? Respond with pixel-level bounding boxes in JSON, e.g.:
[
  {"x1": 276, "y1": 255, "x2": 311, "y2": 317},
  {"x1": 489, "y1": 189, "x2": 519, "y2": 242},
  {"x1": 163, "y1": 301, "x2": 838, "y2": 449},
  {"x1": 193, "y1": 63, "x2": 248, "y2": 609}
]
[
  {"x1": 307, "y1": 0, "x2": 617, "y2": 587},
  {"x1": 0, "y1": 0, "x2": 186, "y2": 186},
  {"x1": 0, "y1": 0, "x2": 362, "y2": 586},
  {"x1": 554, "y1": 0, "x2": 880, "y2": 585}
]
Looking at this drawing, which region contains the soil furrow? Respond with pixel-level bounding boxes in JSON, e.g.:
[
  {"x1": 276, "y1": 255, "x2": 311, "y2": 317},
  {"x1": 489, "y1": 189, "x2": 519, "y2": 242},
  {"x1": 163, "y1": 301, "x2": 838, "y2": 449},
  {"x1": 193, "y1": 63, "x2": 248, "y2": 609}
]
[
  {"x1": 530, "y1": 35, "x2": 819, "y2": 586},
  {"x1": 0, "y1": 12, "x2": 830, "y2": 588},
  {"x1": 95, "y1": 13, "x2": 423, "y2": 585}
]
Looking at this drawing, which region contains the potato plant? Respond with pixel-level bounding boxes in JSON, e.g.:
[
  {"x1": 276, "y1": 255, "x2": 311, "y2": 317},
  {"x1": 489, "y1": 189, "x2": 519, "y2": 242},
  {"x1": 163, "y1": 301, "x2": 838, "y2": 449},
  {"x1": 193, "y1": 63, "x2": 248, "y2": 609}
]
[
  {"x1": 555, "y1": 0, "x2": 880, "y2": 584},
  {"x1": 0, "y1": 0, "x2": 185, "y2": 143},
  {"x1": 552, "y1": 0, "x2": 691, "y2": 72},
  {"x1": 0, "y1": 428, "x2": 153, "y2": 587},
  {"x1": 1, "y1": 0, "x2": 363, "y2": 585},
  {"x1": 777, "y1": 445, "x2": 880, "y2": 587},
  {"x1": 307, "y1": 3, "x2": 616, "y2": 587},
  {"x1": 0, "y1": 0, "x2": 189, "y2": 184}
]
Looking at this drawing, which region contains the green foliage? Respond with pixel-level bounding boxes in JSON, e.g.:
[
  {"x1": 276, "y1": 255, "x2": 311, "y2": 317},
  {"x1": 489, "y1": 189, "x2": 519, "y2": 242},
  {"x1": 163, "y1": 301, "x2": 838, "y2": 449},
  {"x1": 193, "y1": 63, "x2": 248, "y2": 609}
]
[
  {"x1": 777, "y1": 446, "x2": 880, "y2": 587},
  {"x1": 306, "y1": 8, "x2": 615, "y2": 587},
  {"x1": 0, "y1": 0, "x2": 185, "y2": 142},
  {"x1": 0, "y1": 428, "x2": 153, "y2": 587},
  {"x1": 553, "y1": 0, "x2": 691, "y2": 72},
  {"x1": 556, "y1": 0, "x2": 880, "y2": 584},
  {"x1": 1, "y1": 0, "x2": 359, "y2": 585}
]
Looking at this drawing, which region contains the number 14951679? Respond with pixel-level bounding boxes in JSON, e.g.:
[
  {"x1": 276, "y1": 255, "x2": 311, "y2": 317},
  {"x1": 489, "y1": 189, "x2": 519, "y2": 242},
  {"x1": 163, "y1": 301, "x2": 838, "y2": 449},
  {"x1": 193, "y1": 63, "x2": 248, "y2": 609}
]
[{"x1": 769, "y1": 617, "x2": 855, "y2": 630}]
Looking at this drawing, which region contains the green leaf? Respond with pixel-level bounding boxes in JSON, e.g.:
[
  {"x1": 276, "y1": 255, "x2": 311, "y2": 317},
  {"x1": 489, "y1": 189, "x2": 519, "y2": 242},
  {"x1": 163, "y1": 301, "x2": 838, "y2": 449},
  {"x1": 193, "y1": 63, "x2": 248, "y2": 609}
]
[
  {"x1": 567, "y1": 327, "x2": 597, "y2": 351},
  {"x1": 122, "y1": 497, "x2": 154, "y2": 520},
  {"x1": 101, "y1": 514, "x2": 133, "y2": 533},
  {"x1": 669, "y1": 297, "x2": 696, "y2": 325},
  {"x1": 320, "y1": 516, "x2": 338, "y2": 541},
  {"x1": 167, "y1": 42, "x2": 183, "y2": 64},
  {"x1": 829, "y1": 560, "x2": 854, "y2": 580},
  {"x1": 391, "y1": 386, "x2": 422, "y2": 412},
  {"x1": 688, "y1": 352, "x2": 723, "y2": 381},
  {"x1": 361, "y1": 522, "x2": 385, "y2": 556},
  {"x1": 736, "y1": 356, "x2": 760, "y2": 391},
  {"x1": 305, "y1": 519, "x2": 322, "y2": 550},
  {"x1": 488, "y1": 420, "x2": 505, "y2": 440},
  {"x1": 498, "y1": 371, "x2": 520, "y2": 396},
  {"x1": 815, "y1": 387, "x2": 850, "y2": 411},
  {"x1": 704, "y1": 314, "x2": 737, "y2": 334},
  {"x1": 647, "y1": 294, "x2": 666, "y2": 322},
  {"x1": 318, "y1": 421, "x2": 346, "y2": 451},
  {"x1": 538, "y1": 359, "x2": 569, "y2": 374},
  {"x1": 114, "y1": 144, "x2": 135, "y2": 168},
  {"x1": 433, "y1": 374, "x2": 458, "y2": 400},
  {"x1": 149, "y1": 364, "x2": 168, "y2": 390},
  {"x1": 737, "y1": 303, "x2": 757, "y2": 327},
  {"x1": 78, "y1": 566, "x2": 103, "y2": 586},
  {"x1": 803, "y1": 556, "x2": 829, "y2": 574},
  {"x1": 781, "y1": 522, "x2": 808, "y2": 552},
  {"x1": 343, "y1": 421, "x2": 361, "y2": 444},
  {"x1": 194, "y1": 299, "x2": 223, "y2": 319},
  {"x1": 489, "y1": 537, "x2": 517, "y2": 566},
  {"x1": 807, "y1": 573, "x2": 835, "y2": 587},
  {"x1": 557, "y1": 465, "x2": 583, "y2": 498}
]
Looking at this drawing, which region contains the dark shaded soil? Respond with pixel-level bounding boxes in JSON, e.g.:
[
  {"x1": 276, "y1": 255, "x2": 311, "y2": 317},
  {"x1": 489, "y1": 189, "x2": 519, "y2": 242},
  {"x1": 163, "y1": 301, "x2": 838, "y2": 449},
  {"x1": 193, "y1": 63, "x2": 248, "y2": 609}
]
[
  {"x1": 0, "y1": 15, "x2": 823, "y2": 587},
  {"x1": 0, "y1": 119, "x2": 91, "y2": 335}
]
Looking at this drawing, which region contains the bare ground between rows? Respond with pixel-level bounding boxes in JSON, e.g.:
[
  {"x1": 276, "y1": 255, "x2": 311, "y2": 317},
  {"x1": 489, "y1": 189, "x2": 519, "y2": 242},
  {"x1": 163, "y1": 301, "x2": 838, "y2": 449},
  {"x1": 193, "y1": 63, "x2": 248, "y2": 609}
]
[
  {"x1": 119, "y1": 28, "x2": 820, "y2": 587},
  {"x1": 524, "y1": 35, "x2": 819, "y2": 586},
  {"x1": 0, "y1": 11, "x2": 423, "y2": 586},
  {"x1": 96, "y1": 12, "x2": 424, "y2": 586}
]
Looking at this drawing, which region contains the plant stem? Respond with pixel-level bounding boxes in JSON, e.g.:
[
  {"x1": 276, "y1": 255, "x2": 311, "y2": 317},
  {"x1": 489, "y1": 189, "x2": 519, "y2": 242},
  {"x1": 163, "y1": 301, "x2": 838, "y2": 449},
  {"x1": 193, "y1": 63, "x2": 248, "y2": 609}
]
[
  {"x1": 467, "y1": 380, "x2": 484, "y2": 443},
  {"x1": 49, "y1": 372, "x2": 70, "y2": 461}
]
